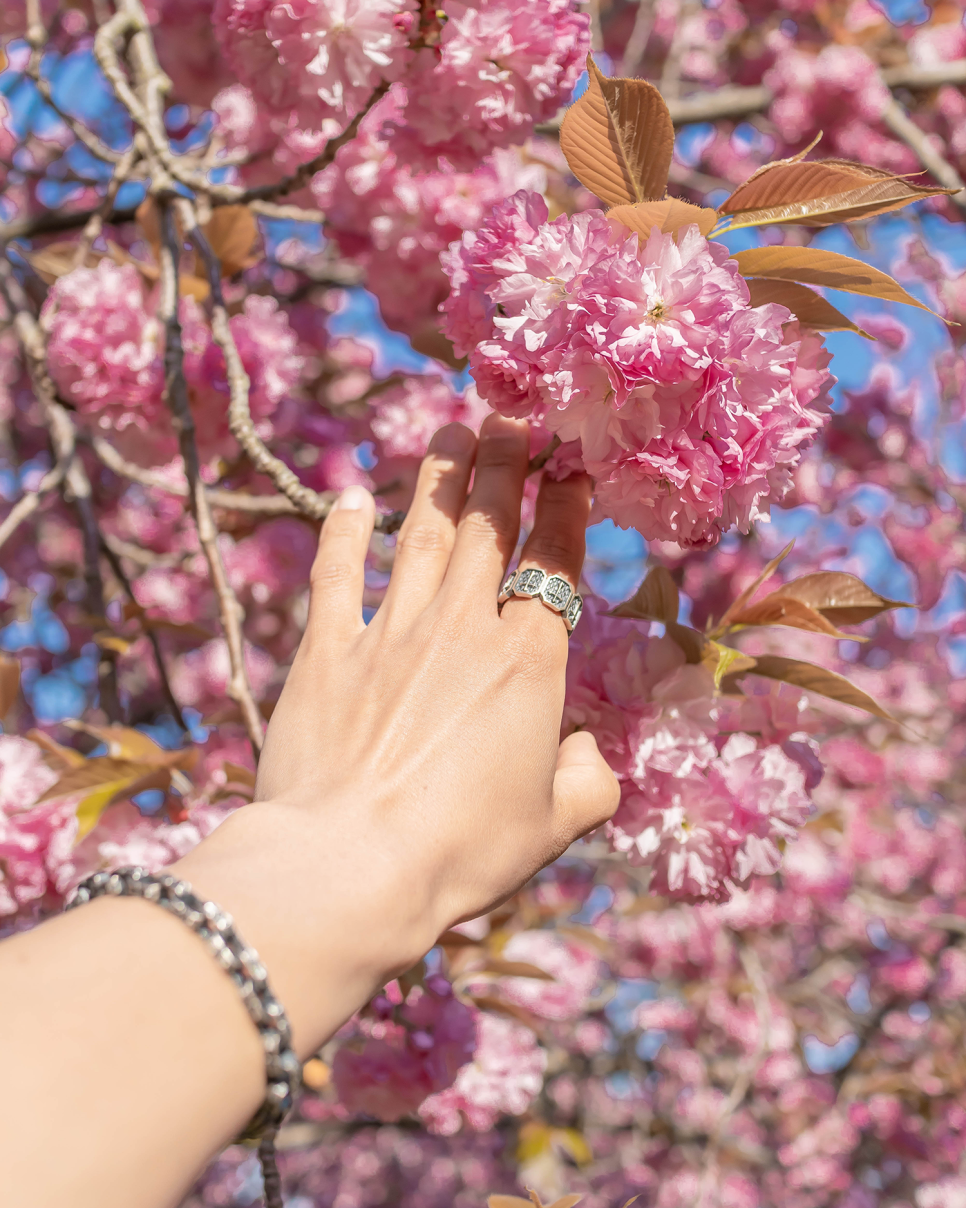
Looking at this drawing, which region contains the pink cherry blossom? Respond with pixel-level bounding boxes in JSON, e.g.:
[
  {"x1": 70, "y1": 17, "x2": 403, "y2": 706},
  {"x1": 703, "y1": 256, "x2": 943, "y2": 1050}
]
[
  {"x1": 443, "y1": 192, "x2": 833, "y2": 546},
  {"x1": 418, "y1": 1012, "x2": 547, "y2": 1133},
  {"x1": 41, "y1": 261, "x2": 165, "y2": 434},
  {"x1": 389, "y1": 0, "x2": 589, "y2": 170},
  {"x1": 496, "y1": 930, "x2": 600, "y2": 1020}
]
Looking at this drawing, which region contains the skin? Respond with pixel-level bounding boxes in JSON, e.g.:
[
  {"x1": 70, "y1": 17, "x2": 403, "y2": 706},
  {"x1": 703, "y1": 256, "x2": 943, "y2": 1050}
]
[{"x1": 0, "y1": 414, "x2": 619, "y2": 1208}]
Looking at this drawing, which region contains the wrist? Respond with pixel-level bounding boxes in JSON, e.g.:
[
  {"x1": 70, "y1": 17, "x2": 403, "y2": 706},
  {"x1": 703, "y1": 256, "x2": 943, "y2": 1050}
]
[{"x1": 169, "y1": 799, "x2": 440, "y2": 1056}]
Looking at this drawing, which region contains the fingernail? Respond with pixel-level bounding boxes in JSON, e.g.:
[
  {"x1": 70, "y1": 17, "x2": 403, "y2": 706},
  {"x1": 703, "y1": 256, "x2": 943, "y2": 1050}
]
[
  {"x1": 431, "y1": 423, "x2": 475, "y2": 456},
  {"x1": 334, "y1": 485, "x2": 370, "y2": 511}
]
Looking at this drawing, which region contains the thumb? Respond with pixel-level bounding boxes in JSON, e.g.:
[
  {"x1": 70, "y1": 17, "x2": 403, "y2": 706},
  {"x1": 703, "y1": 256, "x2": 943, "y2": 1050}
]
[{"x1": 552, "y1": 729, "x2": 620, "y2": 846}]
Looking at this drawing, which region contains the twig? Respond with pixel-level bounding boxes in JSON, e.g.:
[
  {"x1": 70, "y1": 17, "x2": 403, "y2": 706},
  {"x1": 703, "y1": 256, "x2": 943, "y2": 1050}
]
[
  {"x1": 99, "y1": 535, "x2": 189, "y2": 731},
  {"x1": 0, "y1": 456, "x2": 71, "y2": 551},
  {"x1": 73, "y1": 148, "x2": 140, "y2": 269},
  {"x1": 528, "y1": 435, "x2": 561, "y2": 473},
  {"x1": 880, "y1": 94, "x2": 966, "y2": 212},
  {"x1": 23, "y1": 0, "x2": 125, "y2": 165},
  {"x1": 89, "y1": 434, "x2": 304, "y2": 515},
  {"x1": 0, "y1": 205, "x2": 139, "y2": 245},
  {"x1": 249, "y1": 201, "x2": 326, "y2": 224},
  {"x1": 178, "y1": 198, "x2": 404, "y2": 535},
  {"x1": 156, "y1": 200, "x2": 265, "y2": 753},
  {"x1": 212, "y1": 81, "x2": 391, "y2": 206},
  {"x1": 537, "y1": 57, "x2": 966, "y2": 129},
  {"x1": 623, "y1": 0, "x2": 655, "y2": 78},
  {"x1": 695, "y1": 946, "x2": 772, "y2": 1208}
]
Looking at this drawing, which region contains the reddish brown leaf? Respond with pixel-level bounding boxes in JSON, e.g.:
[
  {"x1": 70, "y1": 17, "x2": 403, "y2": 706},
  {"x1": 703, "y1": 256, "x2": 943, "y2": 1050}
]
[
  {"x1": 746, "y1": 655, "x2": 893, "y2": 720},
  {"x1": 64, "y1": 721, "x2": 198, "y2": 771},
  {"x1": 717, "y1": 157, "x2": 955, "y2": 231},
  {"x1": 0, "y1": 654, "x2": 20, "y2": 718},
  {"x1": 608, "y1": 199, "x2": 718, "y2": 241},
  {"x1": 608, "y1": 565, "x2": 679, "y2": 624},
  {"x1": 481, "y1": 958, "x2": 556, "y2": 981},
  {"x1": 201, "y1": 205, "x2": 259, "y2": 278},
  {"x1": 745, "y1": 278, "x2": 874, "y2": 338},
  {"x1": 734, "y1": 247, "x2": 938, "y2": 315},
  {"x1": 26, "y1": 728, "x2": 86, "y2": 770},
  {"x1": 467, "y1": 993, "x2": 542, "y2": 1031},
  {"x1": 560, "y1": 55, "x2": 673, "y2": 205},
  {"x1": 437, "y1": 929, "x2": 484, "y2": 949},
  {"x1": 222, "y1": 760, "x2": 256, "y2": 789},
  {"x1": 714, "y1": 541, "x2": 794, "y2": 635},
  {"x1": 728, "y1": 594, "x2": 855, "y2": 638},
  {"x1": 770, "y1": 572, "x2": 913, "y2": 625}
]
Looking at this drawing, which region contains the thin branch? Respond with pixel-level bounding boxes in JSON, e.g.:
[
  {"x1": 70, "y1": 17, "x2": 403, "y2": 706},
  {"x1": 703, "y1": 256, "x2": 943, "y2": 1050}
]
[
  {"x1": 212, "y1": 80, "x2": 391, "y2": 206},
  {"x1": 23, "y1": 2, "x2": 125, "y2": 166},
  {"x1": 880, "y1": 94, "x2": 966, "y2": 212},
  {"x1": 537, "y1": 57, "x2": 966, "y2": 129},
  {"x1": 179, "y1": 198, "x2": 404, "y2": 535},
  {"x1": 623, "y1": 0, "x2": 655, "y2": 79},
  {"x1": 73, "y1": 148, "x2": 140, "y2": 269},
  {"x1": 250, "y1": 201, "x2": 326, "y2": 224},
  {"x1": 0, "y1": 205, "x2": 139, "y2": 245},
  {"x1": 99, "y1": 535, "x2": 189, "y2": 731},
  {"x1": 90, "y1": 434, "x2": 304, "y2": 515},
  {"x1": 528, "y1": 434, "x2": 561, "y2": 473},
  {"x1": 0, "y1": 455, "x2": 71, "y2": 551},
  {"x1": 157, "y1": 200, "x2": 265, "y2": 753}
]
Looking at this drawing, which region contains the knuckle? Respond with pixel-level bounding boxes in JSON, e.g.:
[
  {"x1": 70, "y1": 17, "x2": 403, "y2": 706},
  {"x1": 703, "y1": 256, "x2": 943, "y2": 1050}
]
[
  {"x1": 396, "y1": 521, "x2": 452, "y2": 556},
  {"x1": 476, "y1": 433, "x2": 527, "y2": 472},
  {"x1": 310, "y1": 558, "x2": 355, "y2": 593},
  {"x1": 525, "y1": 532, "x2": 578, "y2": 567},
  {"x1": 460, "y1": 507, "x2": 519, "y2": 546}
]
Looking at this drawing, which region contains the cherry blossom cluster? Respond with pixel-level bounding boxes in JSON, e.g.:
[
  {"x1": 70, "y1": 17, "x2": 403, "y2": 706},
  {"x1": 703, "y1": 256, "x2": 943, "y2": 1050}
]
[
  {"x1": 443, "y1": 192, "x2": 833, "y2": 547},
  {"x1": 211, "y1": 0, "x2": 587, "y2": 169},
  {"x1": 565, "y1": 599, "x2": 814, "y2": 901}
]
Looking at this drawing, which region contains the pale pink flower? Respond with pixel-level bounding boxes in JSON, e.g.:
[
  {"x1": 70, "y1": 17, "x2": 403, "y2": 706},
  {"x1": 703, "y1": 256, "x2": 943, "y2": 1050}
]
[
  {"x1": 181, "y1": 294, "x2": 303, "y2": 455},
  {"x1": 333, "y1": 979, "x2": 476, "y2": 1122},
  {"x1": 0, "y1": 736, "x2": 76, "y2": 917},
  {"x1": 42, "y1": 261, "x2": 165, "y2": 433},
  {"x1": 390, "y1": 0, "x2": 589, "y2": 170},
  {"x1": 214, "y1": 0, "x2": 415, "y2": 129},
  {"x1": 497, "y1": 930, "x2": 600, "y2": 1020},
  {"x1": 370, "y1": 379, "x2": 490, "y2": 459},
  {"x1": 418, "y1": 1012, "x2": 547, "y2": 1133}
]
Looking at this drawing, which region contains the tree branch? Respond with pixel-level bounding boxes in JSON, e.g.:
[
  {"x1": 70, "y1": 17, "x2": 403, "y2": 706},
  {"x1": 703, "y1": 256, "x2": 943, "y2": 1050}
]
[
  {"x1": 98, "y1": 535, "x2": 189, "y2": 732},
  {"x1": 156, "y1": 199, "x2": 266, "y2": 753},
  {"x1": 0, "y1": 455, "x2": 71, "y2": 551},
  {"x1": 880, "y1": 94, "x2": 966, "y2": 211},
  {"x1": 538, "y1": 58, "x2": 966, "y2": 129},
  {"x1": 179, "y1": 198, "x2": 404, "y2": 534},
  {"x1": 89, "y1": 434, "x2": 304, "y2": 515},
  {"x1": 23, "y1": 0, "x2": 125, "y2": 165}
]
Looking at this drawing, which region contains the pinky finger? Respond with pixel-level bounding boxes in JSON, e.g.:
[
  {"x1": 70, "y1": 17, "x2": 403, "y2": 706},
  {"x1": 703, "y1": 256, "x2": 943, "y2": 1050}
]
[{"x1": 305, "y1": 485, "x2": 376, "y2": 646}]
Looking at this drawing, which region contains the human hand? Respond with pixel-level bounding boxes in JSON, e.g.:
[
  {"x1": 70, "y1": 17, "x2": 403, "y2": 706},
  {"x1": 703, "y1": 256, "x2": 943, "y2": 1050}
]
[{"x1": 174, "y1": 414, "x2": 618, "y2": 1051}]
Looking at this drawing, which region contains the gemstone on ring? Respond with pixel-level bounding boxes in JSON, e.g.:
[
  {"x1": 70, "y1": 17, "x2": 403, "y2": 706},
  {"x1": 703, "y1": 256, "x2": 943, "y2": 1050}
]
[
  {"x1": 513, "y1": 567, "x2": 546, "y2": 598},
  {"x1": 564, "y1": 594, "x2": 584, "y2": 632},
  {"x1": 498, "y1": 570, "x2": 517, "y2": 603},
  {"x1": 540, "y1": 575, "x2": 573, "y2": 613}
]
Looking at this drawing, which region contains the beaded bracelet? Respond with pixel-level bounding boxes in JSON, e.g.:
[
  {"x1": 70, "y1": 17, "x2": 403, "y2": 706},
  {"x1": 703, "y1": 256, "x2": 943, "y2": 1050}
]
[{"x1": 65, "y1": 867, "x2": 301, "y2": 1144}]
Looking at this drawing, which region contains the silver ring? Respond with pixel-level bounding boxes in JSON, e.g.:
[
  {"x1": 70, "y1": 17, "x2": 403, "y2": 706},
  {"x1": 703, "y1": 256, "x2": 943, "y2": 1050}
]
[{"x1": 499, "y1": 567, "x2": 583, "y2": 632}]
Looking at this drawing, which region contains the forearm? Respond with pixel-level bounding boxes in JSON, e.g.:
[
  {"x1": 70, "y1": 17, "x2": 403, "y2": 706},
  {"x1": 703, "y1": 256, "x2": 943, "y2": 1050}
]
[{"x1": 0, "y1": 803, "x2": 434, "y2": 1208}]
